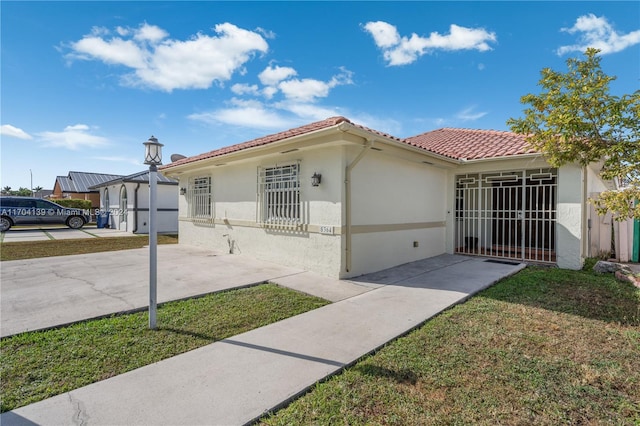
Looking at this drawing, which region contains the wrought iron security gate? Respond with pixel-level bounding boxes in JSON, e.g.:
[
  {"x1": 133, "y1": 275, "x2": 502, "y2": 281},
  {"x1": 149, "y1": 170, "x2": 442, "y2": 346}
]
[{"x1": 454, "y1": 169, "x2": 557, "y2": 263}]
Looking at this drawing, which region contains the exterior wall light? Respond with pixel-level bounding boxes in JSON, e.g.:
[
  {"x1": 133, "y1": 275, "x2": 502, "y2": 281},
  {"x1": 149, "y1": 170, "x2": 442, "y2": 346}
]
[
  {"x1": 180, "y1": 187, "x2": 187, "y2": 195},
  {"x1": 311, "y1": 172, "x2": 322, "y2": 187},
  {"x1": 144, "y1": 136, "x2": 164, "y2": 166}
]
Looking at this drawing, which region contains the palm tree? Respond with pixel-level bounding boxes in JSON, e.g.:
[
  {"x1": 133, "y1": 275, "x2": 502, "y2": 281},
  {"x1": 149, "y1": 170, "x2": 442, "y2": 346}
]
[
  {"x1": 2, "y1": 186, "x2": 12, "y2": 195},
  {"x1": 33, "y1": 186, "x2": 44, "y2": 197}
]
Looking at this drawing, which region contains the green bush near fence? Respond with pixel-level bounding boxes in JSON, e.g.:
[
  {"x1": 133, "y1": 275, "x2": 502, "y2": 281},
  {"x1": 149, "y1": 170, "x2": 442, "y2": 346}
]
[{"x1": 51, "y1": 199, "x2": 92, "y2": 210}]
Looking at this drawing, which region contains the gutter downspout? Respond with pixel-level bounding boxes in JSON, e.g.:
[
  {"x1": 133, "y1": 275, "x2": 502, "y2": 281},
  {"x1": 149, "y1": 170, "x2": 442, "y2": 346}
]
[
  {"x1": 345, "y1": 138, "x2": 374, "y2": 273},
  {"x1": 133, "y1": 183, "x2": 140, "y2": 233}
]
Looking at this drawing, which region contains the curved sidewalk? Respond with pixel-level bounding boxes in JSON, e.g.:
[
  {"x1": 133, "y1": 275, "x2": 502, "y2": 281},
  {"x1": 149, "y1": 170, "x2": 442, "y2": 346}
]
[{"x1": 2, "y1": 254, "x2": 524, "y2": 426}]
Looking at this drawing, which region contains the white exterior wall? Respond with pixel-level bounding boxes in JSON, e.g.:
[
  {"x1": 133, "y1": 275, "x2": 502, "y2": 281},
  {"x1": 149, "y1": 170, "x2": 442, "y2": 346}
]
[
  {"x1": 556, "y1": 164, "x2": 584, "y2": 269},
  {"x1": 348, "y1": 148, "x2": 447, "y2": 277},
  {"x1": 586, "y1": 165, "x2": 614, "y2": 258},
  {"x1": 134, "y1": 183, "x2": 179, "y2": 234},
  {"x1": 97, "y1": 182, "x2": 178, "y2": 234},
  {"x1": 177, "y1": 146, "x2": 345, "y2": 278}
]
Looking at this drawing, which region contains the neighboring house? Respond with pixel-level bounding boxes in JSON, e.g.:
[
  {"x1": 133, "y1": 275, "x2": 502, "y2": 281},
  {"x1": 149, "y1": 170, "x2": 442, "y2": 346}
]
[
  {"x1": 52, "y1": 171, "x2": 124, "y2": 209},
  {"x1": 33, "y1": 189, "x2": 53, "y2": 199},
  {"x1": 90, "y1": 171, "x2": 179, "y2": 234},
  {"x1": 161, "y1": 116, "x2": 613, "y2": 279}
]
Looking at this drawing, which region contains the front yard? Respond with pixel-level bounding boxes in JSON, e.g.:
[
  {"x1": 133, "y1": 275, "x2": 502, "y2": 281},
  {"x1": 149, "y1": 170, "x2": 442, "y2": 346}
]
[
  {"x1": 262, "y1": 266, "x2": 640, "y2": 425},
  {"x1": 1, "y1": 235, "x2": 638, "y2": 423}
]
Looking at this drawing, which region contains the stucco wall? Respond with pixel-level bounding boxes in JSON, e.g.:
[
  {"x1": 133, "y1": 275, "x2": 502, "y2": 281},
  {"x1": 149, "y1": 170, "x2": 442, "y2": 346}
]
[
  {"x1": 177, "y1": 146, "x2": 345, "y2": 278},
  {"x1": 556, "y1": 164, "x2": 584, "y2": 269},
  {"x1": 348, "y1": 148, "x2": 447, "y2": 277},
  {"x1": 98, "y1": 182, "x2": 178, "y2": 234}
]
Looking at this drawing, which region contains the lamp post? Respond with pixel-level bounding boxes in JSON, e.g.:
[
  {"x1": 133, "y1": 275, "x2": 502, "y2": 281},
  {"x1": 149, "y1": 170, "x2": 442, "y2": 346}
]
[{"x1": 143, "y1": 135, "x2": 163, "y2": 330}]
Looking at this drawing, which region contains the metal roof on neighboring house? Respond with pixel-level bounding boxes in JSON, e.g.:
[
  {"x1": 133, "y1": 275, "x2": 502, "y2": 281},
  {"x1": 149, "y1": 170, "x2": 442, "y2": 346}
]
[
  {"x1": 56, "y1": 172, "x2": 125, "y2": 193},
  {"x1": 88, "y1": 171, "x2": 178, "y2": 189},
  {"x1": 160, "y1": 116, "x2": 539, "y2": 170}
]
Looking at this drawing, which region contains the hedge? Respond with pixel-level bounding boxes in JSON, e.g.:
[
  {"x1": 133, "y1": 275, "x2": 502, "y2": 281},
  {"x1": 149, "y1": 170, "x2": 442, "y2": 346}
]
[{"x1": 52, "y1": 199, "x2": 92, "y2": 210}]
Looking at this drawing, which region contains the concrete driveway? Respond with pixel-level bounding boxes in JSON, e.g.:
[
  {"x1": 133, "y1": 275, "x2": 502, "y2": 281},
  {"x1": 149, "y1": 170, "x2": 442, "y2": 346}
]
[{"x1": 0, "y1": 245, "x2": 375, "y2": 337}]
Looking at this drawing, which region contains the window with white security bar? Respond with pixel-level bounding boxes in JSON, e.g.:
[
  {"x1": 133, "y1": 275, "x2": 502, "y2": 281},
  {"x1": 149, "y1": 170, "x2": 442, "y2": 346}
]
[
  {"x1": 258, "y1": 162, "x2": 301, "y2": 224},
  {"x1": 188, "y1": 176, "x2": 212, "y2": 219}
]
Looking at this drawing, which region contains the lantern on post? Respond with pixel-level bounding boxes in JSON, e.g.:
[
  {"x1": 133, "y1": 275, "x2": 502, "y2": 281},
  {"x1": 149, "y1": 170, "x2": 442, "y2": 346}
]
[{"x1": 143, "y1": 135, "x2": 163, "y2": 330}]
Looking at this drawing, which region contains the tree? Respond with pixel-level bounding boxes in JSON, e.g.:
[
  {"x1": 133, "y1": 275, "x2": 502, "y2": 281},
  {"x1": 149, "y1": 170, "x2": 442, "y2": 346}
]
[
  {"x1": 507, "y1": 48, "x2": 640, "y2": 220},
  {"x1": 15, "y1": 187, "x2": 33, "y2": 196},
  {"x1": 1, "y1": 186, "x2": 11, "y2": 195}
]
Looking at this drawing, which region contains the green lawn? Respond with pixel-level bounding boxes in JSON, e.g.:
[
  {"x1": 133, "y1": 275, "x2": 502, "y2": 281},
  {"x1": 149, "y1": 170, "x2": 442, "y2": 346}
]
[
  {"x1": 0, "y1": 234, "x2": 178, "y2": 260},
  {"x1": 0, "y1": 284, "x2": 329, "y2": 412},
  {"x1": 262, "y1": 266, "x2": 640, "y2": 425}
]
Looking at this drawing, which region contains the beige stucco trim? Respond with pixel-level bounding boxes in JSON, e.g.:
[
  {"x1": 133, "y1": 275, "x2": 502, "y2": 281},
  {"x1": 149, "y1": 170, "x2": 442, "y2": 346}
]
[
  {"x1": 350, "y1": 221, "x2": 446, "y2": 234},
  {"x1": 178, "y1": 216, "x2": 445, "y2": 236}
]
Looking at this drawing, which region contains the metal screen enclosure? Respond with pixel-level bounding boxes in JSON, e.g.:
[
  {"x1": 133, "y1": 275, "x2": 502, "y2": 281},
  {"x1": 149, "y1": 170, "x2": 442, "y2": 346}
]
[{"x1": 455, "y1": 168, "x2": 557, "y2": 263}]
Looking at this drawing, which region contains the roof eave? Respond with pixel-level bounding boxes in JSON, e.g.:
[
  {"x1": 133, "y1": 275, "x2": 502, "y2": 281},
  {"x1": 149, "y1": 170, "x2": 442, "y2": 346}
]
[
  {"x1": 337, "y1": 122, "x2": 459, "y2": 167},
  {"x1": 161, "y1": 123, "x2": 353, "y2": 175}
]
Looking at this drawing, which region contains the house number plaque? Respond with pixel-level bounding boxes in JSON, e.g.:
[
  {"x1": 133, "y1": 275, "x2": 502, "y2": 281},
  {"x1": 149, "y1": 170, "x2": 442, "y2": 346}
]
[{"x1": 319, "y1": 226, "x2": 333, "y2": 235}]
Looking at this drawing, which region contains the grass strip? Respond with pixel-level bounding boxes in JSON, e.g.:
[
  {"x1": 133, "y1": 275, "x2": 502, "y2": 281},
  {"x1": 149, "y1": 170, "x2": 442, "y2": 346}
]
[
  {"x1": 0, "y1": 284, "x2": 329, "y2": 412},
  {"x1": 262, "y1": 267, "x2": 640, "y2": 425},
  {"x1": 0, "y1": 234, "x2": 178, "y2": 261}
]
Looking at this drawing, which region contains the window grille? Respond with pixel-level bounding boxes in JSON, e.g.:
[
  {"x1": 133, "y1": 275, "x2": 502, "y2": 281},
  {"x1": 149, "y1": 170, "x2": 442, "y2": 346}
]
[
  {"x1": 258, "y1": 162, "x2": 300, "y2": 224},
  {"x1": 188, "y1": 176, "x2": 212, "y2": 219}
]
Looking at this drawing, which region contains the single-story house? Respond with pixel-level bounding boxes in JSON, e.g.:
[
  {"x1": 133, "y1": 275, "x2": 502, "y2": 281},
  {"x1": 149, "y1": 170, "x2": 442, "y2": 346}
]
[
  {"x1": 161, "y1": 116, "x2": 613, "y2": 279},
  {"x1": 89, "y1": 171, "x2": 179, "y2": 234},
  {"x1": 52, "y1": 171, "x2": 124, "y2": 209}
]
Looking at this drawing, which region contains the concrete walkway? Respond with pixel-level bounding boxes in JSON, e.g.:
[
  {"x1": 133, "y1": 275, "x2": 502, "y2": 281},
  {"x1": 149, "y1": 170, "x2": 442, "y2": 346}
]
[{"x1": 1, "y1": 251, "x2": 525, "y2": 426}]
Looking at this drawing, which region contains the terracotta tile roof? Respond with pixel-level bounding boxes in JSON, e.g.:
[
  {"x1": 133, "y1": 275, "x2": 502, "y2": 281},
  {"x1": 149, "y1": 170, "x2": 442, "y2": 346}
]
[
  {"x1": 404, "y1": 128, "x2": 538, "y2": 160},
  {"x1": 162, "y1": 116, "x2": 354, "y2": 169},
  {"x1": 162, "y1": 117, "x2": 539, "y2": 170}
]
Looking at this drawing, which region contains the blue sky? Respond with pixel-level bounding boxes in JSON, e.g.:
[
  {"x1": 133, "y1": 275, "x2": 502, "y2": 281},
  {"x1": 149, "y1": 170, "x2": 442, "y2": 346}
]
[{"x1": 1, "y1": 1, "x2": 639, "y2": 190}]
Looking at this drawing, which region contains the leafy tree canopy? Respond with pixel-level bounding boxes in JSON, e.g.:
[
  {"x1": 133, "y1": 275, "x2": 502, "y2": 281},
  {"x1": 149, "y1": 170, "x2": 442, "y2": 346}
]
[{"x1": 507, "y1": 48, "x2": 640, "y2": 220}]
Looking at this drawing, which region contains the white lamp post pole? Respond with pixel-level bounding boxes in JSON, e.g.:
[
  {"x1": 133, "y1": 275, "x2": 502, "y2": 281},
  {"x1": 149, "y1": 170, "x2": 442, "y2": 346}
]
[{"x1": 143, "y1": 136, "x2": 163, "y2": 330}]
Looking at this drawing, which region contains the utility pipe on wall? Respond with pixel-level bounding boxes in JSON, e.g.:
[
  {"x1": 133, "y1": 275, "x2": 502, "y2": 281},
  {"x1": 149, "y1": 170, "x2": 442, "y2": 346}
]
[{"x1": 344, "y1": 138, "x2": 373, "y2": 273}]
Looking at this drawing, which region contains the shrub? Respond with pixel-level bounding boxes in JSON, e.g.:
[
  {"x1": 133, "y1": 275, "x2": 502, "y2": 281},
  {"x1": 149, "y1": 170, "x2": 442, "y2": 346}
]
[{"x1": 52, "y1": 199, "x2": 92, "y2": 210}]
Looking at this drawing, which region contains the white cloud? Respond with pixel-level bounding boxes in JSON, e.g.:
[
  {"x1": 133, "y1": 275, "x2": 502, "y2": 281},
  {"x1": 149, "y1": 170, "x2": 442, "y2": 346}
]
[
  {"x1": 1, "y1": 125, "x2": 32, "y2": 140},
  {"x1": 274, "y1": 101, "x2": 343, "y2": 122},
  {"x1": 189, "y1": 102, "x2": 293, "y2": 130},
  {"x1": 66, "y1": 22, "x2": 268, "y2": 91},
  {"x1": 363, "y1": 21, "x2": 401, "y2": 48},
  {"x1": 191, "y1": 65, "x2": 354, "y2": 130},
  {"x1": 133, "y1": 23, "x2": 168, "y2": 43},
  {"x1": 258, "y1": 65, "x2": 297, "y2": 86},
  {"x1": 278, "y1": 78, "x2": 333, "y2": 103},
  {"x1": 92, "y1": 156, "x2": 141, "y2": 166},
  {"x1": 456, "y1": 106, "x2": 488, "y2": 121},
  {"x1": 37, "y1": 124, "x2": 109, "y2": 150},
  {"x1": 231, "y1": 83, "x2": 260, "y2": 95},
  {"x1": 557, "y1": 14, "x2": 640, "y2": 55},
  {"x1": 364, "y1": 21, "x2": 497, "y2": 66}
]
